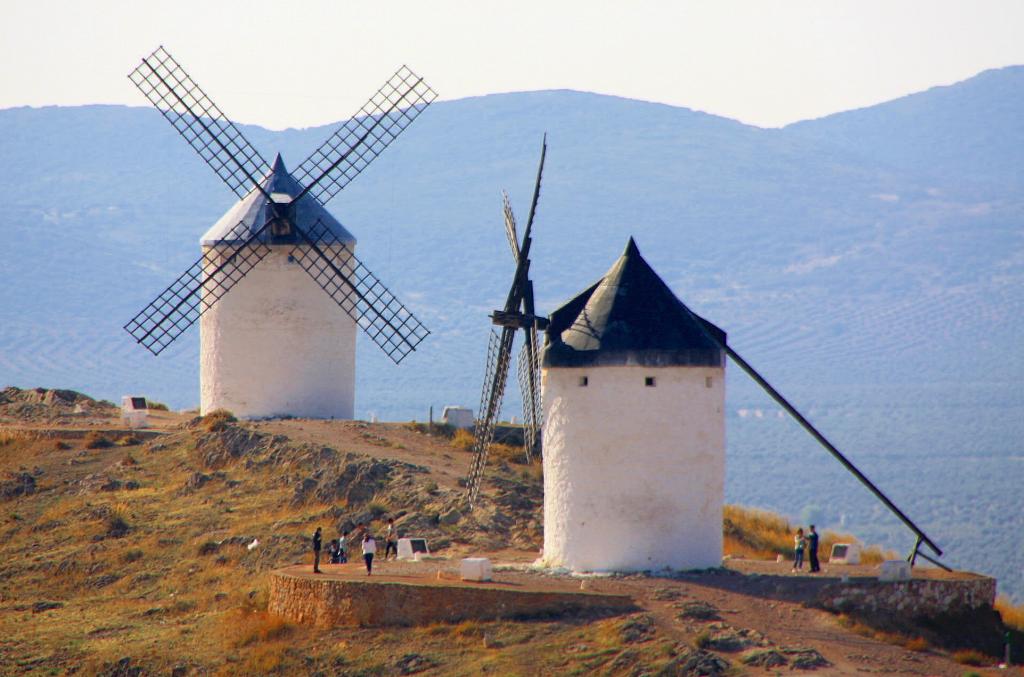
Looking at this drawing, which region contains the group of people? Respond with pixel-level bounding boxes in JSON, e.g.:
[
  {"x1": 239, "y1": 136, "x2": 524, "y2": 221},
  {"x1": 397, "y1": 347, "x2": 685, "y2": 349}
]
[
  {"x1": 792, "y1": 524, "x2": 821, "y2": 572},
  {"x1": 311, "y1": 518, "x2": 401, "y2": 576}
]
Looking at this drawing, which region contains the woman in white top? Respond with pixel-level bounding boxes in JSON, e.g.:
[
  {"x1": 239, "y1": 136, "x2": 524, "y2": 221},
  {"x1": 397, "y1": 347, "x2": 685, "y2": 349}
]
[{"x1": 362, "y1": 532, "x2": 377, "y2": 575}]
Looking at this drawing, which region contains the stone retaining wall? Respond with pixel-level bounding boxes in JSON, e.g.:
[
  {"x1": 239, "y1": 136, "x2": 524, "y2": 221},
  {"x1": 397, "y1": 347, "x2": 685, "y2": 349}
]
[
  {"x1": 269, "y1": 572, "x2": 635, "y2": 627},
  {"x1": 814, "y1": 576, "x2": 996, "y2": 617}
]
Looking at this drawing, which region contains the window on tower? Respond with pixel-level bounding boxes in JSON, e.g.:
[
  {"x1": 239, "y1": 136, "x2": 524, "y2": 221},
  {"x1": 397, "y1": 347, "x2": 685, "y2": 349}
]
[
  {"x1": 706, "y1": 376, "x2": 713, "y2": 388},
  {"x1": 578, "y1": 376, "x2": 588, "y2": 387},
  {"x1": 645, "y1": 377, "x2": 656, "y2": 387}
]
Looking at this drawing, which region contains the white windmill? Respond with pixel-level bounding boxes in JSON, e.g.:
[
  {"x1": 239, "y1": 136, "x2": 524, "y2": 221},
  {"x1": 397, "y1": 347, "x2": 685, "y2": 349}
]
[
  {"x1": 123, "y1": 47, "x2": 435, "y2": 419},
  {"x1": 539, "y1": 238, "x2": 727, "y2": 572}
]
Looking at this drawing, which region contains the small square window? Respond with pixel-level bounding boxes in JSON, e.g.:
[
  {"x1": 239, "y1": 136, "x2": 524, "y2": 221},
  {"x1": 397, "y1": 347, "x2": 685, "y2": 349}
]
[
  {"x1": 578, "y1": 376, "x2": 588, "y2": 387},
  {"x1": 705, "y1": 376, "x2": 713, "y2": 388},
  {"x1": 645, "y1": 377, "x2": 656, "y2": 387}
]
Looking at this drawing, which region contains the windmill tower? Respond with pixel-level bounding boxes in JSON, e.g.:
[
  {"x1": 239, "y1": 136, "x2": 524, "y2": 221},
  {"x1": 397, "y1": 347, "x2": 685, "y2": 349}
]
[
  {"x1": 465, "y1": 138, "x2": 548, "y2": 506},
  {"x1": 122, "y1": 47, "x2": 435, "y2": 418},
  {"x1": 540, "y1": 238, "x2": 727, "y2": 572}
]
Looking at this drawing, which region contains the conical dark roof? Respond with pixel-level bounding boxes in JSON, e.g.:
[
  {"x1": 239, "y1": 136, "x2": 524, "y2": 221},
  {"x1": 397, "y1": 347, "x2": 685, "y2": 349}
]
[
  {"x1": 542, "y1": 238, "x2": 726, "y2": 368},
  {"x1": 200, "y1": 154, "x2": 356, "y2": 245}
]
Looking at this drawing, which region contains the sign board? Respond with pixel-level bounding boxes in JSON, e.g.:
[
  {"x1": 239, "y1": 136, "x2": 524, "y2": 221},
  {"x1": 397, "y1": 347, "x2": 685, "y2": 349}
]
[
  {"x1": 397, "y1": 537, "x2": 430, "y2": 560},
  {"x1": 829, "y1": 542, "x2": 861, "y2": 565},
  {"x1": 121, "y1": 395, "x2": 149, "y2": 428}
]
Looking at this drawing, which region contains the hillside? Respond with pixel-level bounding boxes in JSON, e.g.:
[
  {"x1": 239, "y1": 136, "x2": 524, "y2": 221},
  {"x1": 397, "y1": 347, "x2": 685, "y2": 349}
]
[
  {"x1": 0, "y1": 65, "x2": 1022, "y2": 602},
  {"x1": 1, "y1": 389, "x2": 1020, "y2": 675}
]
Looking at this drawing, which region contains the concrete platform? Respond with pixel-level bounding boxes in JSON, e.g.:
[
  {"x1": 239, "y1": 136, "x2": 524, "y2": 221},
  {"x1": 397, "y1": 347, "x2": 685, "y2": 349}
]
[{"x1": 269, "y1": 561, "x2": 635, "y2": 627}]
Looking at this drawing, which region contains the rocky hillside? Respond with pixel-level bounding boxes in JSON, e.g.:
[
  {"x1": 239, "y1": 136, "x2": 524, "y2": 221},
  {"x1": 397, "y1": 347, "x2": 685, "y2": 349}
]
[{"x1": 1, "y1": 389, "x2": 1021, "y2": 674}]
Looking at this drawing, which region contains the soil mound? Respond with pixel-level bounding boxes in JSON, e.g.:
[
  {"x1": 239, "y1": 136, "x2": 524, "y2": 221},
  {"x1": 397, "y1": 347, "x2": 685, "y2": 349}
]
[{"x1": 0, "y1": 387, "x2": 116, "y2": 423}]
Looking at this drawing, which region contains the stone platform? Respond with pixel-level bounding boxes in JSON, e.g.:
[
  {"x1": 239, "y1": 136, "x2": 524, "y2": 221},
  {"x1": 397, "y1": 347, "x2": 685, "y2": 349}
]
[{"x1": 269, "y1": 562, "x2": 635, "y2": 627}]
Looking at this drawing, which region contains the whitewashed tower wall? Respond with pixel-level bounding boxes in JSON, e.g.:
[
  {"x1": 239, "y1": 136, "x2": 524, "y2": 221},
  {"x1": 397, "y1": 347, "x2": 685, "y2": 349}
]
[
  {"x1": 542, "y1": 364, "x2": 724, "y2": 572},
  {"x1": 199, "y1": 246, "x2": 356, "y2": 419}
]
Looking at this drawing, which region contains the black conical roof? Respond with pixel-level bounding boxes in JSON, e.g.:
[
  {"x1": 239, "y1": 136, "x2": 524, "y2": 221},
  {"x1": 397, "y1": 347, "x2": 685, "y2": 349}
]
[
  {"x1": 542, "y1": 238, "x2": 726, "y2": 368},
  {"x1": 200, "y1": 154, "x2": 356, "y2": 245}
]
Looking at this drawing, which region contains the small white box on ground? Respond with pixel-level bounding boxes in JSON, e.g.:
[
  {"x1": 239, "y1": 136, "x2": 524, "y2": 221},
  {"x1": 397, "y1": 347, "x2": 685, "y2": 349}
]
[
  {"x1": 460, "y1": 557, "x2": 493, "y2": 582},
  {"x1": 121, "y1": 396, "x2": 149, "y2": 428},
  {"x1": 441, "y1": 406, "x2": 474, "y2": 429},
  {"x1": 397, "y1": 537, "x2": 430, "y2": 560},
  {"x1": 879, "y1": 560, "x2": 912, "y2": 582},
  {"x1": 829, "y1": 543, "x2": 861, "y2": 565}
]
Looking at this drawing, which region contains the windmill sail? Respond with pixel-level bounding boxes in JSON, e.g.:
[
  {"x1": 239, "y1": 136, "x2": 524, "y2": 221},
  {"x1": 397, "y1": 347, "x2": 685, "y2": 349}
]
[
  {"x1": 465, "y1": 137, "x2": 548, "y2": 507},
  {"x1": 124, "y1": 219, "x2": 274, "y2": 355},
  {"x1": 292, "y1": 65, "x2": 437, "y2": 205},
  {"x1": 289, "y1": 219, "x2": 430, "y2": 364},
  {"x1": 516, "y1": 326, "x2": 542, "y2": 461},
  {"x1": 466, "y1": 328, "x2": 516, "y2": 505},
  {"x1": 129, "y1": 46, "x2": 271, "y2": 199},
  {"x1": 124, "y1": 47, "x2": 435, "y2": 361}
]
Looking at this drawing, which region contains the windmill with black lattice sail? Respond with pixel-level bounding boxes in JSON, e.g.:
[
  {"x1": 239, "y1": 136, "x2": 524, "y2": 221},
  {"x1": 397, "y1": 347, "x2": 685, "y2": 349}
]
[
  {"x1": 465, "y1": 137, "x2": 549, "y2": 507},
  {"x1": 123, "y1": 46, "x2": 436, "y2": 419}
]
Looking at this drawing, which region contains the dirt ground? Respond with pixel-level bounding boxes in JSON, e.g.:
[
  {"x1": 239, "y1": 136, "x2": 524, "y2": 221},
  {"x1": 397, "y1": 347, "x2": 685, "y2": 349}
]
[{"x1": 276, "y1": 551, "x2": 1012, "y2": 676}]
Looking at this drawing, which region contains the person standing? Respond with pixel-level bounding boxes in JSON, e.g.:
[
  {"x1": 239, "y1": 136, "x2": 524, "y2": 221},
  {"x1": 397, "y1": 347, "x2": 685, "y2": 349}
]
[
  {"x1": 338, "y1": 530, "x2": 349, "y2": 564},
  {"x1": 793, "y1": 527, "x2": 806, "y2": 571},
  {"x1": 807, "y1": 524, "x2": 820, "y2": 573},
  {"x1": 312, "y1": 527, "x2": 323, "y2": 574},
  {"x1": 362, "y1": 531, "x2": 377, "y2": 576},
  {"x1": 384, "y1": 518, "x2": 398, "y2": 560}
]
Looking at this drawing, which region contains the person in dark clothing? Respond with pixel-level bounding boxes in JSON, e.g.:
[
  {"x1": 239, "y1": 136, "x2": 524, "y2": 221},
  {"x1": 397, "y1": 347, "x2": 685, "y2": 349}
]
[
  {"x1": 384, "y1": 517, "x2": 398, "y2": 560},
  {"x1": 312, "y1": 527, "x2": 323, "y2": 573},
  {"x1": 328, "y1": 539, "x2": 341, "y2": 564},
  {"x1": 807, "y1": 524, "x2": 820, "y2": 572}
]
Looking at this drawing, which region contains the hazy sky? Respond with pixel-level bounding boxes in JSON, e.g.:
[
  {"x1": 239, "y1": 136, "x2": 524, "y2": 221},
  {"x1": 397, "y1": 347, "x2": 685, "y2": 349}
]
[{"x1": 2, "y1": 0, "x2": 1022, "y2": 129}]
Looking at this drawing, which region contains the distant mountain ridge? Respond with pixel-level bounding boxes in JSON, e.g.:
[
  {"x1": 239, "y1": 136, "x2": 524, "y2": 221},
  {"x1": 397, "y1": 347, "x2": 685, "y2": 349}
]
[{"x1": 1, "y1": 65, "x2": 1022, "y2": 600}]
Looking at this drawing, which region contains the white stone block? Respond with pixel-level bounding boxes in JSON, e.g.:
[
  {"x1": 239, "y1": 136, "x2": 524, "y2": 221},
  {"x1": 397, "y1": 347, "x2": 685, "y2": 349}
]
[
  {"x1": 879, "y1": 560, "x2": 912, "y2": 582},
  {"x1": 121, "y1": 396, "x2": 149, "y2": 428},
  {"x1": 397, "y1": 537, "x2": 429, "y2": 560},
  {"x1": 460, "y1": 557, "x2": 493, "y2": 582},
  {"x1": 829, "y1": 543, "x2": 861, "y2": 565}
]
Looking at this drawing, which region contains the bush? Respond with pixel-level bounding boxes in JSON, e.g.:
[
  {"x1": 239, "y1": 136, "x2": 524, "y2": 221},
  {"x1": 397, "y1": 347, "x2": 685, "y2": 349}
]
[
  {"x1": 147, "y1": 401, "x2": 169, "y2": 411},
  {"x1": 123, "y1": 549, "x2": 144, "y2": 563},
  {"x1": 996, "y1": 595, "x2": 1024, "y2": 632},
  {"x1": 451, "y1": 429, "x2": 476, "y2": 451},
  {"x1": 952, "y1": 649, "x2": 989, "y2": 666},
  {"x1": 197, "y1": 541, "x2": 221, "y2": 556},
  {"x1": 231, "y1": 610, "x2": 293, "y2": 647},
  {"x1": 903, "y1": 637, "x2": 928, "y2": 652},
  {"x1": 490, "y1": 442, "x2": 528, "y2": 465},
  {"x1": 106, "y1": 502, "x2": 131, "y2": 537},
  {"x1": 84, "y1": 432, "x2": 113, "y2": 449},
  {"x1": 201, "y1": 409, "x2": 236, "y2": 432}
]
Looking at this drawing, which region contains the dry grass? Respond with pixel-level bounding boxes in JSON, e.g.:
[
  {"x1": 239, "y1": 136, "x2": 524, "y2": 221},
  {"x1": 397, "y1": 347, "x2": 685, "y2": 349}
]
[
  {"x1": 952, "y1": 649, "x2": 990, "y2": 666},
  {"x1": 201, "y1": 409, "x2": 236, "y2": 432},
  {"x1": 229, "y1": 610, "x2": 294, "y2": 648},
  {"x1": 903, "y1": 637, "x2": 929, "y2": 652},
  {"x1": 489, "y1": 442, "x2": 528, "y2": 465},
  {"x1": 723, "y1": 505, "x2": 792, "y2": 558},
  {"x1": 452, "y1": 428, "x2": 476, "y2": 451},
  {"x1": 0, "y1": 429, "x2": 36, "y2": 446},
  {"x1": 995, "y1": 595, "x2": 1024, "y2": 632},
  {"x1": 723, "y1": 504, "x2": 897, "y2": 562}
]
